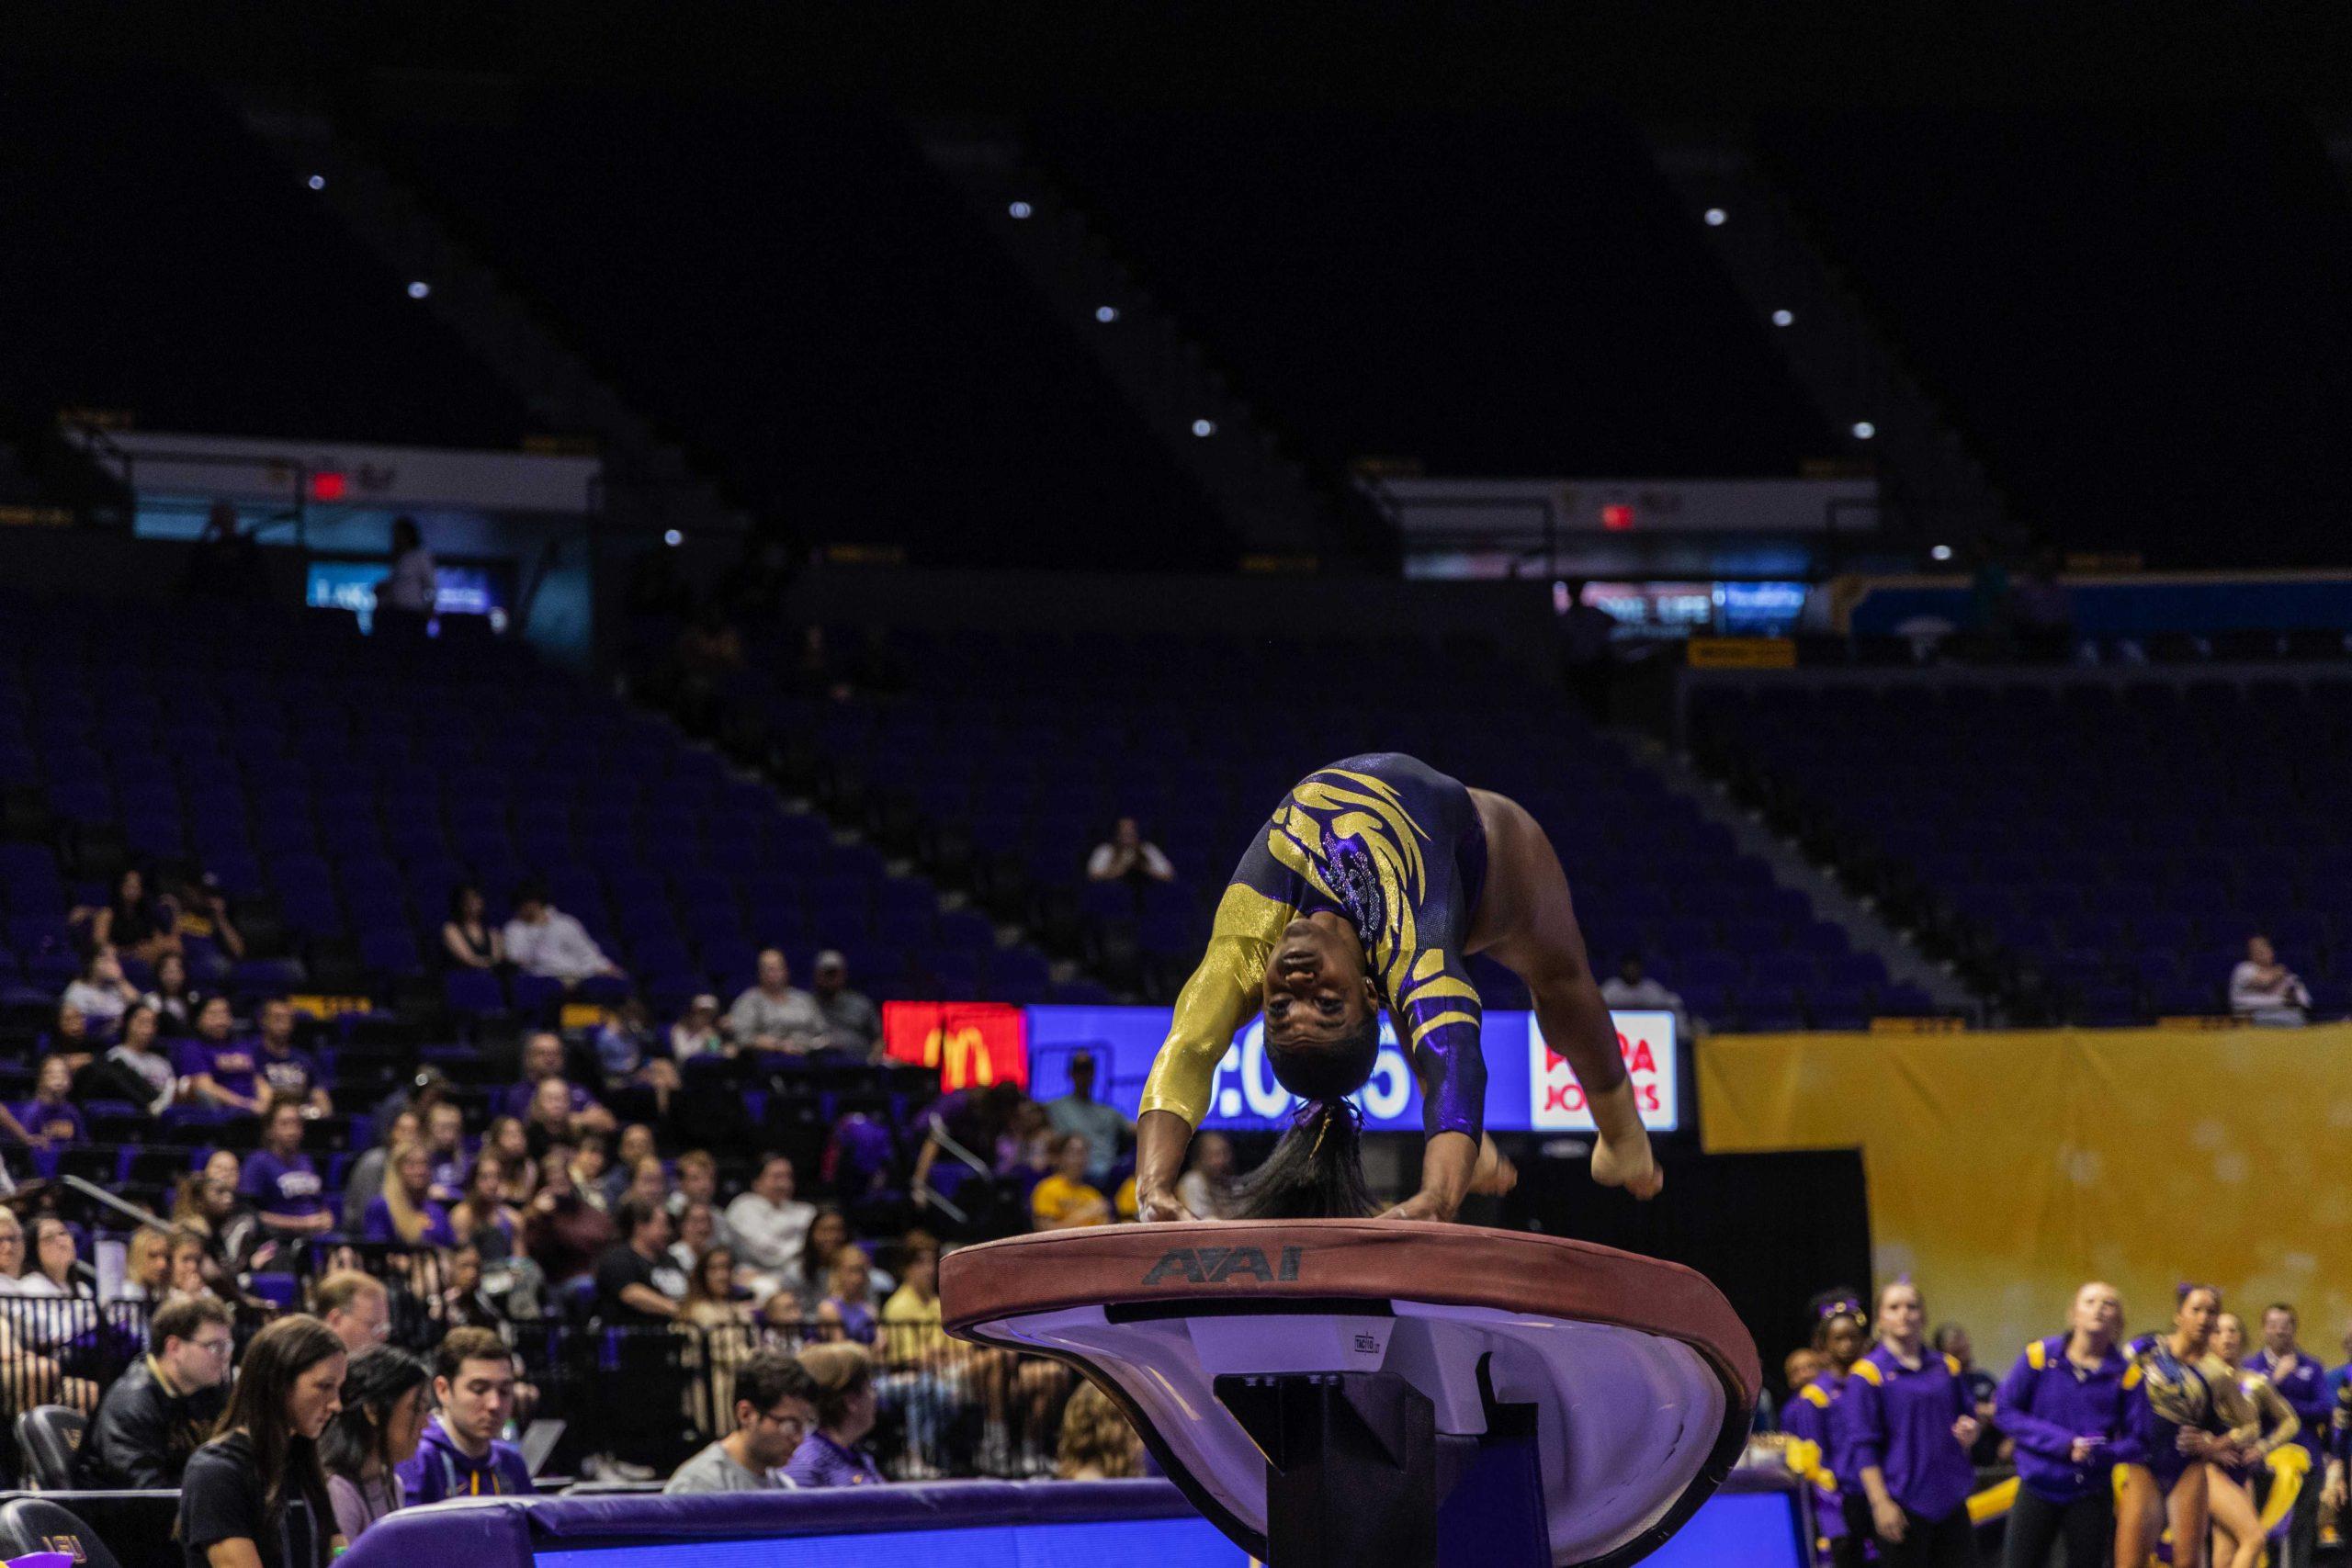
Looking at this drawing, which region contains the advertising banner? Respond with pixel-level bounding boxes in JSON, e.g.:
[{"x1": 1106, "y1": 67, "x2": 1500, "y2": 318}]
[
  {"x1": 1022, "y1": 1005, "x2": 1679, "y2": 1134},
  {"x1": 882, "y1": 1002, "x2": 1030, "y2": 1090}
]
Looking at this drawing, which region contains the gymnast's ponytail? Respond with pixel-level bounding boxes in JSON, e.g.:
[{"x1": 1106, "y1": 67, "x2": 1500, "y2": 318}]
[{"x1": 1236, "y1": 1097, "x2": 1373, "y2": 1219}]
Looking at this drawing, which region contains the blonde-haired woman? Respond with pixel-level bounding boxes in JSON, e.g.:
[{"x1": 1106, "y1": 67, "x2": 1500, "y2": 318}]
[{"x1": 1056, "y1": 1380, "x2": 1145, "y2": 1480}]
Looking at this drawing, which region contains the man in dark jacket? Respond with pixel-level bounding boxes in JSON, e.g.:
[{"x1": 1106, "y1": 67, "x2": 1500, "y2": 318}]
[{"x1": 79, "y1": 1294, "x2": 233, "y2": 1487}]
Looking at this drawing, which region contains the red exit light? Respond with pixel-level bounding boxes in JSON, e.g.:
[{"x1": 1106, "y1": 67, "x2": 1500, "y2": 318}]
[
  {"x1": 311, "y1": 471, "x2": 347, "y2": 501},
  {"x1": 1600, "y1": 502, "x2": 1634, "y2": 532}
]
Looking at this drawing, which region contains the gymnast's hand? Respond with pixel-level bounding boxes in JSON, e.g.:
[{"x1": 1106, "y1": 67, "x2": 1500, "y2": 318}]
[
  {"x1": 1378, "y1": 1190, "x2": 1459, "y2": 1224},
  {"x1": 1134, "y1": 1184, "x2": 1187, "y2": 1224},
  {"x1": 1590, "y1": 1128, "x2": 1665, "y2": 1200}
]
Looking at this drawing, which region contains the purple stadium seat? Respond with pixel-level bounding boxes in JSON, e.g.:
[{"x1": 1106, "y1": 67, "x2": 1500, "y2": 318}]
[{"x1": 444, "y1": 968, "x2": 506, "y2": 1016}]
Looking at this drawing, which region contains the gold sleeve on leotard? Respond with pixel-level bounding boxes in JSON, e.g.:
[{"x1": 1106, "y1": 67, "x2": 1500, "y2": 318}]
[{"x1": 1138, "y1": 883, "x2": 1294, "y2": 1129}]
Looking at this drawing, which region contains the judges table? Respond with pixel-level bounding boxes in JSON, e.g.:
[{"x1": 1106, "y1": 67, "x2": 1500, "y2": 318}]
[{"x1": 337, "y1": 1475, "x2": 1814, "y2": 1568}]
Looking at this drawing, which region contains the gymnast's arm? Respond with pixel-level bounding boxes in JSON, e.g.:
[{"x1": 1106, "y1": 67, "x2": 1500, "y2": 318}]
[{"x1": 1135, "y1": 918, "x2": 1272, "y2": 1223}]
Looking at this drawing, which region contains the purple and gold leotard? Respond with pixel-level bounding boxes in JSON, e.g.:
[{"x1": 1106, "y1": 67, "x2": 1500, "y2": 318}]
[{"x1": 1140, "y1": 752, "x2": 1490, "y2": 1143}]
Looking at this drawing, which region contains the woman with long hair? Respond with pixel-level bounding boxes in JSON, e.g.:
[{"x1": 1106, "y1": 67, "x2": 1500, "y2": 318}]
[
  {"x1": 2204, "y1": 1311, "x2": 2299, "y2": 1568},
  {"x1": 483, "y1": 1117, "x2": 536, "y2": 1203},
  {"x1": 679, "y1": 1244, "x2": 756, "y2": 1437},
  {"x1": 100, "y1": 1000, "x2": 178, "y2": 1114},
  {"x1": 447, "y1": 1155, "x2": 518, "y2": 1262},
  {"x1": 363, "y1": 1143, "x2": 456, "y2": 1249},
  {"x1": 177, "y1": 1313, "x2": 347, "y2": 1568},
  {"x1": 2125, "y1": 1285, "x2": 2262, "y2": 1568},
  {"x1": 320, "y1": 1346, "x2": 431, "y2": 1544},
  {"x1": 150, "y1": 951, "x2": 198, "y2": 1033},
  {"x1": 783, "y1": 1342, "x2": 885, "y2": 1488},
  {"x1": 1134, "y1": 754, "x2": 1647, "y2": 1223},
  {"x1": 1835, "y1": 1280, "x2": 1980, "y2": 1568},
  {"x1": 1055, "y1": 1379, "x2": 1146, "y2": 1480},
  {"x1": 442, "y1": 885, "x2": 503, "y2": 972}
]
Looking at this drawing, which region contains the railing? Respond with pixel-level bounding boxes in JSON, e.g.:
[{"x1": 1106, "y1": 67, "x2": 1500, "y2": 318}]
[{"x1": 0, "y1": 1292, "x2": 1072, "y2": 1485}]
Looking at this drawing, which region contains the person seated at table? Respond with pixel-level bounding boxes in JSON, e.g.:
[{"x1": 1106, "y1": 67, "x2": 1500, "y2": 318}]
[
  {"x1": 80, "y1": 1293, "x2": 235, "y2": 1488},
  {"x1": 785, "y1": 1343, "x2": 886, "y2": 1487}
]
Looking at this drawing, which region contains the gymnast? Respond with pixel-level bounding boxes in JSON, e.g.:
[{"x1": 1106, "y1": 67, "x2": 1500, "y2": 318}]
[{"x1": 1132, "y1": 752, "x2": 1662, "y2": 1224}]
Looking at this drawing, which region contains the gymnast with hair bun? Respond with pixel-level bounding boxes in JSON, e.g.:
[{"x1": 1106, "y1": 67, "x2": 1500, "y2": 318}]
[{"x1": 1132, "y1": 752, "x2": 1661, "y2": 1224}]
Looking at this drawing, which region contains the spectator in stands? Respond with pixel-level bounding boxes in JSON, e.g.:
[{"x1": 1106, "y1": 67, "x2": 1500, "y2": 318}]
[
  {"x1": 1056, "y1": 1380, "x2": 1146, "y2": 1481},
  {"x1": 503, "y1": 1030, "x2": 617, "y2": 1134},
  {"x1": 2230, "y1": 933, "x2": 2312, "y2": 1025},
  {"x1": 123, "y1": 1228, "x2": 173, "y2": 1304},
  {"x1": 180, "y1": 995, "x2": 268, "y2": 1118},
  {"x1": 83, "y1": 866, "x2": 180, "y2": 964},
  {"x1": 442, "y1": 884, "x2": 504, "y2": 973},
  {"x1": 159, "y1": 865, "x2": 243, "y2": 962},
  {"x1": 42, "y1": 1001, "x2": 93, "y2": 1080},
  {"x1": 666, "y1": 1347, "x2": 817, "y2": 1494},
  {"x1": 16, "y1": 1215, "x2": 94, "y2": 1309},
  {"x1": 398, "y1": 1326, "x2": 533, "y2": 1502},
  {"x1": 727, "y1": 949, "x2": 826, "y2": 1057},
  {"x1": 671, "y1": 1201, "x2": 719, "y2": 1277},
  {"x1": 1177, "y1": 1130, "x2": 1241, "y2": 1220},
  {"x1": 594, "y1": 1000, "x2": 681, "y2": 1114},
  {"x1": 601, "y1": 1124, "x2": 655, "y2": 1206},
  {"x1": 421, "y1": 1101, "x2": 470, "y2": 1202},
  {"x1": 98, "y1": 1000, "x2": 176, "y2": 1114},
  {"x1": 809, "y1": 951, "x2": 881, "y2": 1058},
  {"x1": 175, "y1": 1160, "x2": 267, "y2": 1280},
  {"x1": 176, "y1": 1314, "x2": 346, "y2": 1568},
  {"x1": 322, "y1": 1345, "x2": 431, "y2": 1544},
  {"x1": 669, "y1": 993, "x2": 729, "y2": 1063},
  {"x1": 678, "y1": 1241, "x2": 757, "y2": 1437},
  {"x1": 788, "y1": 1210, "x2": 859, "y2": 1312},
  {"x1": 14, "y1": 1055, "x2": 85, "y2": 1147},
  {"x1": 503, "y1": 881, "x2": 625, "y2": 988},
  {"x1": 62, "y1": 945, "x2": 140, "y2": 1038},
  {"x1": 439, "y1": 1245, "x2": 504, "y2": 1332},
  {"x1": 1600, "y1": 955, "x2": 1692, "y2": 1038},
  {"x1": 255, "y1": 998, "x2": 331, "y2": 1115},
  {"x1": 726, "y1": 1153, "x2": 817, "y2": 1292},
  {"x1": 814, "y1": 1247, "x2": 881, "y2": 1344},
  {"x1": 620, "y1": 1159, "x2": 671, "y2": 1227},
  {"x1": 366, "y1": 1143, "x2": 458, "y2": 1248},
  {"x1": 1001, "y1": 1100, "x2": 1056, "y2": 1177},
  {"x1": 342, "y1": 1108, "x2": 423, "y2": 1235},
  {"x1": 668, "y1": 1150, "x2": 731, "y2": 1247},
  {"x1": 483, "y1": 1118, "x2": 536, "y2": 1204},
  {"x1": 80, "y1": 1292, "x2": 234, "y2": 1488},
  {"x1": 244, "y1": 1097, "x2": 334, "y2": 1239},
  {"x1": 1043, "y1": 1051, "x2": 1129, "y2": 1185},
  {"x1": 1031, "y1": 1134, "x2": 1111, "y2": 1231},
  {"x1": 681, "y1": 1240, "x2": 748, "y2": 1324},
  {"x1": 596, "y1": 1195, "x2": 684, "y2": 1325},
  {"x1": 381, "y1": 515, "x2": 438, "y2": 615},
  {"x1": 166, "y1": 1229, "x2": 217, "y2": 1303},
  {"x1": 524, "y1": 1144, "x2": 616, "y2": 1288},
  {"x1": 148, "y1": 951, "x2": 198, "y2": 1034},
  {"x1": 569, "y1": 1133, "x2": 614, "y2": 1212},
  {"x1": 448, "y1": 1155, "x2": 519, "y2": 1264},
  {"x1": 1087, "y1": 817, "x2": 1174, "y2": 885},
  {"x1": 317, "y1": 1271, "x2": 392, "y2": 1359},
  {"x1": 786, "y1": 1343, "x2": 885, "y2": 1488}
]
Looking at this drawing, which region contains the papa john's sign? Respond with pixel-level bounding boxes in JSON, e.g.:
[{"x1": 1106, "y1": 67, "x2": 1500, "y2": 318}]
[
  {"x1": 881, "y1": 1002, "x2": 1029, "y2": 1090},
  {"x1": 1527, "y1": 1010, "x2": 1678, "y2": 1133}
]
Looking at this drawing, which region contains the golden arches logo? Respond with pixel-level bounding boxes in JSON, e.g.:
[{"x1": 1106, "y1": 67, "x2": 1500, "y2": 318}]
[{"x1": 923, "y1": 1024, "x2": 997, "y2": 1086}]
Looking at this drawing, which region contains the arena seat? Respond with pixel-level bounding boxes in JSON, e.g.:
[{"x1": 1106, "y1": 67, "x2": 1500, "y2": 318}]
[
  {"x1": 0, "y1": 1496, "x2": 120, "y2": 1568},
  {"x1": 12, "y1": 1406, "x2": 86, "y2": 1493},
  {"x1": 942, "y1": 1220, "x2": 1758, "y2": 1568}
]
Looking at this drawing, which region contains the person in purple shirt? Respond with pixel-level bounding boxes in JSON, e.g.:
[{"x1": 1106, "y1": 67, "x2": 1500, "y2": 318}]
[
  {"x1": 785, "y1": 1343, "x2": 886, "y2": 1487},
  {"x1": 1993, "y1": 1280, "x2": 2142, "y2": 1568},
  {"x1": 2247, "y1": 1302, "x2": 2330, "y2": 1568},
  {"x1": 397, "y1": 1328, "x2": 535, "y2": 1502},
  {"x1": 1836, "y1": 1280, "x2": 1980, "y2": 1566},
  {"x1": 498, "y1": 1032, "x2": 617, "y2": 1135},
  {"x1": 363, "y1": 1143, "x2": 458, "y2": 1249},
  {"x1": 254, "y1": 998, "x2": 332, "y2": 1116},
  {"x1": 1786, "y1": 1288, "x2": 1870, "y2": 1568},
  {"x1": 14, "y1": 1055, "x2": 87, "y2": 1147},
  {"x1": 176, "y1": 997, "x2": 267, "y2": 1118},
  {"x1": 240, "y1": 1098, "x2": 334, "y2": 1237}
]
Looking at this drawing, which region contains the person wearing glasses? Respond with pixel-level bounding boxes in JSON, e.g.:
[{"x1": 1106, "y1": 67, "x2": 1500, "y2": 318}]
[
  {"x1": 664, "y1": 1348, "x2": 820, "y2": 1493},
  {"x1": 81, "y1": 1294, "x2": 236, "y2": 1487}
]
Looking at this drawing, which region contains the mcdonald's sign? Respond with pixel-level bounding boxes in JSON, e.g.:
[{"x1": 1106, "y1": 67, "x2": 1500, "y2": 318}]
[{"x1": 881, "y1": 1002, "x2": 1030, "y2": 1090}]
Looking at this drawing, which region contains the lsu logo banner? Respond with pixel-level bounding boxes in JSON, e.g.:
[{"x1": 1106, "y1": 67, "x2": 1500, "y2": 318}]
[
  {"x1": 1528, "y1": 1010, "x2": 1677, "y2": 1132},
  {"x1": 881, "y1": 1002, "x2": 1029, "y2": 1090}
]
